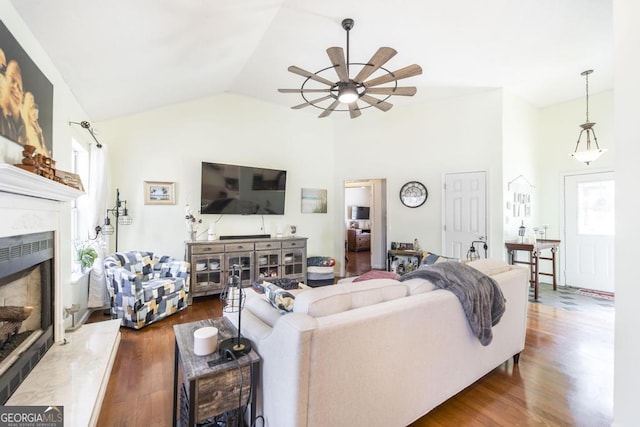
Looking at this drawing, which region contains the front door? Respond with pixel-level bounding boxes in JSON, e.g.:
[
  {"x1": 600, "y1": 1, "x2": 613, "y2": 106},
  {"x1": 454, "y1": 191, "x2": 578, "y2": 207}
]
[
  {"x1": 563, "y1": 171, "x2": 615, "y2": 292},
  {"x1": 443, "y1": 171, "x2": 488, "y2": 259}
]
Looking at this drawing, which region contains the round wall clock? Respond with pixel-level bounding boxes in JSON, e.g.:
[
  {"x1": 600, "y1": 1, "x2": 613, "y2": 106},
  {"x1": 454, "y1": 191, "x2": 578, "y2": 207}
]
[{"x1": 399, "y1": 181, "x2": 428, "y2": 208}]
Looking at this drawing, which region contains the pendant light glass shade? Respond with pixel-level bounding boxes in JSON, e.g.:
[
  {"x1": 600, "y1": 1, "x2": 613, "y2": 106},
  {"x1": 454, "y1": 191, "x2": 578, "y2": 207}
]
[{"x1": 571, "y1": 70, "x2": 607, "y2": 165}]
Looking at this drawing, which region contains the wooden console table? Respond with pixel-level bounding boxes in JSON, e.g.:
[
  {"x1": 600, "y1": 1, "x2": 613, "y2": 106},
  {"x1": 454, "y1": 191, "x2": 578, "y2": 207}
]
[
  {"x1": 505, "y1": 239, "x2": 560, "y2": 300},
  {"x1": 173, "y1": 317, "x2": 261, "y2": 426},
  {"x1": 387, "y1": 249, "x2": 423, "y2": 273}
]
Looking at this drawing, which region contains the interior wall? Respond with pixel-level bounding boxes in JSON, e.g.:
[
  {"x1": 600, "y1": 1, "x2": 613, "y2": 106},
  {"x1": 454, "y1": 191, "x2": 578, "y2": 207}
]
[
  {"x1": 502, "y1": 92, "x2": 539, "y2": 248},
  {"x1": 613, "y1": 0, "x2": 640, "y2": 423},
  {"x1": 333, "y1": 89, "x2": 505, "y2": 260},
  {"x1": 97, "y1": 93, "x2": 335, "y2": 260},
  {"x1": 0, "y1": 3, "x2": 94, "y2": 331}
]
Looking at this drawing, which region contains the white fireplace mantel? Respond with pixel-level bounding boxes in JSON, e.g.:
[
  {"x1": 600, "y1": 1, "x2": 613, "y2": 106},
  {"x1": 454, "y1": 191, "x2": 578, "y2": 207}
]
[{"x1": 0, "y1": 163, "x2": 84, "y2": 201}]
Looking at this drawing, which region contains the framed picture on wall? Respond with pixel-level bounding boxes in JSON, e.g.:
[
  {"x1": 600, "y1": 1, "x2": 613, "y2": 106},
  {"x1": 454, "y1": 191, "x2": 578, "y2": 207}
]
[
  {"x1": 0, "y1": 20, "x2": 54, "y2": 157},
  {"x1": 144, "y1": 181, "x2": 176, "y2": 205},
  {"x1": 301, "y1": 188, "x2": 328, "y2": 213}
]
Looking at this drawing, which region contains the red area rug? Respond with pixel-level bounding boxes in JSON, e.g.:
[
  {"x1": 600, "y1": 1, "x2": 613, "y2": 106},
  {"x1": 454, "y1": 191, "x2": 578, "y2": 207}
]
[{"x1": 577, "y1": 289, "x2": 615, "y2": 300}]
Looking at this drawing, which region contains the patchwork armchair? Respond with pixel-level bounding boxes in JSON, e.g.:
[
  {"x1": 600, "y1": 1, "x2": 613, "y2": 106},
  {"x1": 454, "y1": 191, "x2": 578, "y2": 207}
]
[{"x1": 104, "y1": 251, "x2": 189, "y2": 329}]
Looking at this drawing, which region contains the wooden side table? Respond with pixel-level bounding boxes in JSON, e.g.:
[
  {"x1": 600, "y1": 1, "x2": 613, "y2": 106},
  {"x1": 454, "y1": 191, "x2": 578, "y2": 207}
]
[
  {"x1": 505, "y1": 239, "x2": 560, "y2": 300},
  {"x1": 173, "y1": 317, "x2": 261, "y2": 427}
]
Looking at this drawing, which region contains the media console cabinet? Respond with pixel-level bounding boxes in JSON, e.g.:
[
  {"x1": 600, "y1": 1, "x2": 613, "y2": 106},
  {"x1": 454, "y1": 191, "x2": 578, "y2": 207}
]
[{"x1": 185, "y1": 236, "x2": 308, "y2": 300}]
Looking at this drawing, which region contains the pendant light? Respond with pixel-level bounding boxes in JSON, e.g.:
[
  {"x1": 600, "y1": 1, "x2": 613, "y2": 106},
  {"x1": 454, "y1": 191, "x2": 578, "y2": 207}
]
[{"x1": 570, "y1": 70, "x2": 607, "y2": 165}]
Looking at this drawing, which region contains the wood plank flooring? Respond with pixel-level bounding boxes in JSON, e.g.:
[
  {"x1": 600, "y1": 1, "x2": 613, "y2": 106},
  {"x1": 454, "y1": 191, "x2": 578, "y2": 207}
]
[{"x1": 93, "y1": 269, "x2": 613, "y2": 426}]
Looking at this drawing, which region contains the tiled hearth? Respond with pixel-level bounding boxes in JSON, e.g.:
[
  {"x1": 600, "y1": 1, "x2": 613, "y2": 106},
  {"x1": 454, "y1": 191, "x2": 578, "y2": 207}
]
[{"x1": 0, "y1": 164, "x2": 120, "y2": 425}]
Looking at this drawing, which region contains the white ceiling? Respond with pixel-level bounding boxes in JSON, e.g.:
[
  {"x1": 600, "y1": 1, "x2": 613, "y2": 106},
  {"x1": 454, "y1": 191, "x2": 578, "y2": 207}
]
[{"x1": 11, "y1": 0, "x2": 613, "y2": 121}]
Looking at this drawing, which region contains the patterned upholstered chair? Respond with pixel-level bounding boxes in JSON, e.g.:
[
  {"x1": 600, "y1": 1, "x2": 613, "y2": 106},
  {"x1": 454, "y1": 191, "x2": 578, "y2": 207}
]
[{"x1": 104, "y1": 251, "x2": 189, "y2": 329}]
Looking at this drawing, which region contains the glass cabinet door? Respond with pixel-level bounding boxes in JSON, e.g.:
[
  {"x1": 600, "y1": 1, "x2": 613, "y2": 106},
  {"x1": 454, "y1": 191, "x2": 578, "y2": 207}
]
[
  {"x1": 256, "y1": 250, "x2": 281, "y2": 281},
  {"x1": 193, "y1": 253, "x2": 223, "y2": 291},
  {"x1": 225, "y1": 252, "x2": 254, "y2": 287},
  {"x1": 282, "y1": 248, "x2": 305, "y2": 280}
]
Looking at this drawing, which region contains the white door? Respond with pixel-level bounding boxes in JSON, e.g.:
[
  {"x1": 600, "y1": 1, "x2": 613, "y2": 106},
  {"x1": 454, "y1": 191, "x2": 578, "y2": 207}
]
[
  {"x1": 564, "y1": 172, "x2": 615, "y2": 292},
  {"x1": 443, "y1": 171, "x2": 487, "y2": 259}
]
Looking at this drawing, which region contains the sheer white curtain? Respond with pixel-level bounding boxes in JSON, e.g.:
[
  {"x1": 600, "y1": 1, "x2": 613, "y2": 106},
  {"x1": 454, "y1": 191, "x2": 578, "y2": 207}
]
[{"x1": 87, "y1": 144, "x2": 109, "y2": 308}]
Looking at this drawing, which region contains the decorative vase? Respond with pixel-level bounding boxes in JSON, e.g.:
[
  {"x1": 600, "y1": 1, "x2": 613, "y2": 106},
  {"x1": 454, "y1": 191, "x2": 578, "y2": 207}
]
[{"x1": 189, "y1": 231, "x2": 197, "y2": 241}]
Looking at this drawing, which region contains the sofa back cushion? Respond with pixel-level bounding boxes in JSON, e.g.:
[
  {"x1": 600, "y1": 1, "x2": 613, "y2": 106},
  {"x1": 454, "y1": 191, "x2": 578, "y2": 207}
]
[
  {"x1": 293, "y1": 278, "x2": 407, "y2": 318},
  {"x1": 467, "y1": 258, "x2": 512, "y2": 276}
]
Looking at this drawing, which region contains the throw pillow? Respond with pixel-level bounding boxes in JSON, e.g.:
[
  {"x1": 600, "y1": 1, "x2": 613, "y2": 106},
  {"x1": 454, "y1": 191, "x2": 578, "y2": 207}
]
[
  {"x1": 420, "y1": 251, "x2": 459, "y2": 266},
  {"x1": 352, "y1": 270, "x2": 400, "y2": 282},
  {"x1": 263, "y1": 282, "x2": 295, "y2": 313}
]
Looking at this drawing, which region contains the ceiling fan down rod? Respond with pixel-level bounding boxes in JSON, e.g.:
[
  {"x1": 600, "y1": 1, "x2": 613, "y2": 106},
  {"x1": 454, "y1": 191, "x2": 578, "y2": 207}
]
[{"x1": 342, "y1": 18, "x2": 354, "y2": 77}]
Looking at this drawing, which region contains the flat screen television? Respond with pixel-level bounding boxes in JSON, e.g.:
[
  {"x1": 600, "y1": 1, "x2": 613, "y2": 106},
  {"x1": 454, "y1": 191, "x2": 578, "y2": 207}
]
[
  {"x1": 201, "y1": 162, "x2": 287, "y2": 215},
  {"x1": 351, "y1": 206, "x2": 370, "y2": 220}
]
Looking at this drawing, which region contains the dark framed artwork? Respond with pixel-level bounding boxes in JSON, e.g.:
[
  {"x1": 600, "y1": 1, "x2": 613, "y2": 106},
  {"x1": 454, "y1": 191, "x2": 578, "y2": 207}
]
[{"x1": 0, "y1": 20, "x2": 54, "y2": 157}]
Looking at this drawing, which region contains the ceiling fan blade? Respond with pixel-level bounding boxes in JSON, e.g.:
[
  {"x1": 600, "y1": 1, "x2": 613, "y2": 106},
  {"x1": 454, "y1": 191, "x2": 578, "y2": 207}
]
[
  {"x1": 349, "y1": 103, "x2": 362, "y2": 119},
  {"x1": 366, "y1": 86, "x2": 417, "y2": 96},
  {"x1": 291, "y1": 95, "x2": 333, "y2": 109},
  {"x1": 360, "y1": 94, "x2": 393, "y2": 112},
  {"x1": 288, "y1": 65, "x2": 336, "y2": 86},
  {"x1": 353, "y1": 47, "x2": 397, "y2": 83},
  {"x1": 318, "y1": 99, "x2": 342, "y2": 118},
  {"x1": 363, "y1": 64, "x2": 423, "y2": 88},
  {"x1": 278, "y1": 88, "x2": 332, "y2": 93},
  {"x1": 326, "y1": 47, "x2": 349, "y2": 82}
]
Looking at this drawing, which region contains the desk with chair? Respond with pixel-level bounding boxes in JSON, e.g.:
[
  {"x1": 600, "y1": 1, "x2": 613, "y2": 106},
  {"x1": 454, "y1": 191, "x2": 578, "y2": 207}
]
[{"x1": 505, "y1": 239, "x2": 560, "y2": 300}]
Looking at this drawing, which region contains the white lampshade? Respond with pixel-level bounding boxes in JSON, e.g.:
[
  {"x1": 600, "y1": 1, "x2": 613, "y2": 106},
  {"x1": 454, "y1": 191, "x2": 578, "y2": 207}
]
[{"x1": 571, "y1": 148, "x2": 608, "y2": 165}]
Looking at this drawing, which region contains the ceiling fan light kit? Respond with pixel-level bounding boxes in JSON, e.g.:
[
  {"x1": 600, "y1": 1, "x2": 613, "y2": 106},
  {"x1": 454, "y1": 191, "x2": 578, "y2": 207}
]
[{"x1": 278, "y1": 18, "x2": 422, "y2": 119}]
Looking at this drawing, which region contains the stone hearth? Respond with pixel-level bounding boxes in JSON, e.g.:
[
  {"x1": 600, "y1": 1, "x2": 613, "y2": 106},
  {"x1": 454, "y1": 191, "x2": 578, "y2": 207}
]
[{"x1": 0, "y1": 163, "x2": 120, "y2": 425}]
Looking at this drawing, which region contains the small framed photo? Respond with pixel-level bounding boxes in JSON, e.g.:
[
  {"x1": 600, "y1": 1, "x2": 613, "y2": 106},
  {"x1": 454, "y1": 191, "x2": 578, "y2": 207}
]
[{"x1": 144, "y1": 181, "x2": 176, "y2": 205}]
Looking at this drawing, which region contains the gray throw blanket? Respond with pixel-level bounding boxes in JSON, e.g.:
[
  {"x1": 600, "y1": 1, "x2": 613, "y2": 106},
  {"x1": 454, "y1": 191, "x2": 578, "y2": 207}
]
[{"x1": 399, "y1": 262, "x2": 506, "y2": 346}]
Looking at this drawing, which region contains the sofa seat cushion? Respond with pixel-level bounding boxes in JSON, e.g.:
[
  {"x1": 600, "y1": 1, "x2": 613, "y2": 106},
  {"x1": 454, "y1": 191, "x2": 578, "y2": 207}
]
[{"x1": 294, "y1": 278, "x2": 407, "y2": 318}]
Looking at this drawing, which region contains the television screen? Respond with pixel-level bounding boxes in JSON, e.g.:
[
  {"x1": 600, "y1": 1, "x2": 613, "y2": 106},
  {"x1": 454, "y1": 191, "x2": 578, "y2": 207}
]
[
  {"x1": 351, "y1": 206, "x2": 370, "y2": 220},
  {"x1": 201, "y1": 162, "x2": 287, "y2": 215}
]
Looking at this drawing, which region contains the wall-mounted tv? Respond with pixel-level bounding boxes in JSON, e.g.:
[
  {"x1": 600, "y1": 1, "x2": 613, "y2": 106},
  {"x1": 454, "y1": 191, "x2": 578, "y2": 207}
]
[
  {"x1": 351, "y1": 206, "x2": 370, "y2": 220},
  {"x1": 201, "y1": 162, "x2": 287, "y2": 215}
]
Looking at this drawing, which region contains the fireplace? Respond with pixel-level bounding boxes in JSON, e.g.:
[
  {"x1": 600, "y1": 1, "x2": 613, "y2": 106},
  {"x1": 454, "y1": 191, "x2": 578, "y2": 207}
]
[
  {"x1": 0, "y1": 231, "x2": 55, "y2": 404},
  {"x1": 0, "y1": 163, "x2": 84, "y2": 404}
]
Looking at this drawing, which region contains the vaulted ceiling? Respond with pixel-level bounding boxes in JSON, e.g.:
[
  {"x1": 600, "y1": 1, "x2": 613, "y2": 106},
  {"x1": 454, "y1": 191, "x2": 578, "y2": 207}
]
[{"x1": 11, "y1": 0, "x2": 613, "y2": 121}]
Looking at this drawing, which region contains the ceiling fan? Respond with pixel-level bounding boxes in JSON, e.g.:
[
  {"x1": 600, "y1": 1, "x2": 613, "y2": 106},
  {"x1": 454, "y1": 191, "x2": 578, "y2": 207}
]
[{"x1": 278, "y1": 18, "x2": 423, "y2": 119}]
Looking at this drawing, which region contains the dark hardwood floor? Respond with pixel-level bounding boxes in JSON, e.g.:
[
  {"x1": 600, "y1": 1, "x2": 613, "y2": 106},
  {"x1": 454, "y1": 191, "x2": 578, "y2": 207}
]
[
  {"x1": 92, "y1": 254, "x2": 614, "y2": 426},
  {"x1": 345, "y1": 249, "x2": 374, "y2": 277}
]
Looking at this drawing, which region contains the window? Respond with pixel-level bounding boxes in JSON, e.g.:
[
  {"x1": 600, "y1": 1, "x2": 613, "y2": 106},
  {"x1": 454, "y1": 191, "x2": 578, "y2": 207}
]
[
  {"x1": 71, "y1": 138, "x2": 90, "y2": 268},
  {"x1": 577, "y1": 180, "x2": 615, "y2": 236}
]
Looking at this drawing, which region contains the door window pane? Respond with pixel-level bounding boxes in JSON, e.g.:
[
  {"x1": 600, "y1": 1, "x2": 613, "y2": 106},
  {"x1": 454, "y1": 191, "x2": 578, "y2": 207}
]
[{"x1": 578, "y1": 180, "x2": 615, "y2": 235}]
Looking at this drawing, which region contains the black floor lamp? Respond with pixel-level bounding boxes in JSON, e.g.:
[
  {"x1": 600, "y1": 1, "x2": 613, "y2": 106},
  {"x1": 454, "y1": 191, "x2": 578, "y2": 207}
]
[{"x1": 94, "y1": 188, "x2": 132, "y2": 251}]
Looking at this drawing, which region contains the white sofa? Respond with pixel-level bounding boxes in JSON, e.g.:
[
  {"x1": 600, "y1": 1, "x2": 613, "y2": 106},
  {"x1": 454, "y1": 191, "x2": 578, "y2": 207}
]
[{"x1": 224, "y1": 259, "x2": 529, "y2": 427}]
